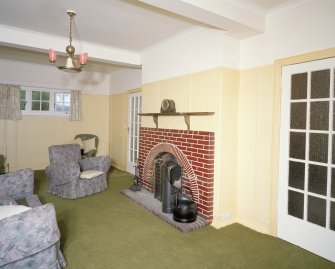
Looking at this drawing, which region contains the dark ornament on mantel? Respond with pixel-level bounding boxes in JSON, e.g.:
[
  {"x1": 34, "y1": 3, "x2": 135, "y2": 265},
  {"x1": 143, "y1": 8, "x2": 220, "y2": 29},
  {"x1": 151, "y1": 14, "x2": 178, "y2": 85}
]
[
  {"x1": 129, "y1": 160, "x2": 141, "y2": 192},
  {"x1": 160, "y1": 99, "x2": 176, "y2": 113}
]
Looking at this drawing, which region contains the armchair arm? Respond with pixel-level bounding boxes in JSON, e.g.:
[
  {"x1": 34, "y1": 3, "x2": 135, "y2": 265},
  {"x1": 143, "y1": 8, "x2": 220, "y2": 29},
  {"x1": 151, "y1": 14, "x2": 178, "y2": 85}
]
[
  {"x1": 0, "y1": 168, "x2": 34, "y2": 199},
  {"x1": 79, "y1": 156, "x2": 111, "y2": 172},
  {"x1": 47, "y1": 162, "x2": 81, "y2": 186},
  {"x1": 0, "y1": 203, "x2": 61, "y2": 267}
]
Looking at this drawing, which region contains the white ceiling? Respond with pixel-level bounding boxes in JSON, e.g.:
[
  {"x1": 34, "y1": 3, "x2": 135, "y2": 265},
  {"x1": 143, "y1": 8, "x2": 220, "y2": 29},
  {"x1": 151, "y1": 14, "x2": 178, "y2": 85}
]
[{"x1": 0, "y1": 0, "x2": 308, "y2": 71}]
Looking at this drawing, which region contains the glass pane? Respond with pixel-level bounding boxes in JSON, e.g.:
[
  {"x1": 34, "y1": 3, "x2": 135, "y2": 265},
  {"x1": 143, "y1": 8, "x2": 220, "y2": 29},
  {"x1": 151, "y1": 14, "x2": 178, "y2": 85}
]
[
  {"x1": 290, "y1": 102, "x2": 306, "y2": 129},
  {"x1": 64, "y1": 104, "x2": 70, "y2": 113},
  {"x1": 289, "y1": 161, "x2": 305, "y2": 190},
  {"x1": 55, "y1": 104, "x2": 62, "y2": 112},
  {"x1": 307, "y1": 195, "x2": 326, "y2": 227},
  {"x1": 135, "y1": 96, "x2": 138, "y2": 109},
  {"x1": 310, "y1": 101, "x2": 329, "y2": 131},
  {"x1": 288, "y1": 190, "x2": 304, "y2": 219},
  {"x1": 331, "y1": 202, "x2": 335, "y2": 231},
  {"x1": 20, "y1": 90, "x2": 26, "y2": 99},
  {"x1": 332, "y1": 169, "x2": 335, "y2": 198},
  {"x1": 291, "y1": 73, "x2": 307, "y2": 100},
  {"x1": 20, "y1": 101, "x2": 26, "y2": 110},
  {"x1": 41, "y1": 91, "x2": 50, "y2": 101},
  {"x1": 31, "y1": 101, "x2": 40, "y2": 110},
  {"x1": 308, "y1": 164, "x2": 327, "y2": 196},
  {"x1": 32, "y1": 91, "x2": 40, "y2": 100},
  {"x1": 333, "y1": 101, "x2": 335, "y2": 131},
  {"x1": 289, "y1": 132, "x2": 306, "y2": 160},
  {"x1": 311, "y1": 69, "x2": 330, "y2": 99},
  {"x1": 55, "y1": 93, "x2": 63, "y2": 102},
  {"x1": 131, "y1": 98, "x2": 134, "y2": 109},
  {"x1": 41, "y1": 102, "x2": 49, "y2": 111},
  {"x1": 64, "y1": 93, "x2": 70, "y2": 103},
  {"x1": 309, "y1": 133, "x2": 328, "y2": 163}
]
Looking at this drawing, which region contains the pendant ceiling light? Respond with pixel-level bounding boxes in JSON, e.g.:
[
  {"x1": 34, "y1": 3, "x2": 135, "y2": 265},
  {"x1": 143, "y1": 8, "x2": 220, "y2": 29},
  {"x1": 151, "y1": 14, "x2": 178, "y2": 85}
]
[{"x1": 49, "y1": 10, "x2": 88, "y2": 73}]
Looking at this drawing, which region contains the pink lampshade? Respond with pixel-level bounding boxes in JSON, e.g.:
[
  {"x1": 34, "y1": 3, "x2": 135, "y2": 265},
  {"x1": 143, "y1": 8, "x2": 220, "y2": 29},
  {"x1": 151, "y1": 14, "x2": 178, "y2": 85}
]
[
  {"x1": 79, "y1": 53, "x2": 88, "y2": 65},
  {"x1": 49, "y1": 49, "x2": 57, "y2": 63}
]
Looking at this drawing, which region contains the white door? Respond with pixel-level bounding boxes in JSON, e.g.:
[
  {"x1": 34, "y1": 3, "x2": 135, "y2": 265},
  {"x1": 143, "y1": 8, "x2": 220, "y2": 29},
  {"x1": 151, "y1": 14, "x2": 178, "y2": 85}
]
[
  {"x1": 278, "y1": 57, "x2": 335, "y2": 262},
  {"x1": 127, "y1": 92, "x2": 142, "y2": 174}
]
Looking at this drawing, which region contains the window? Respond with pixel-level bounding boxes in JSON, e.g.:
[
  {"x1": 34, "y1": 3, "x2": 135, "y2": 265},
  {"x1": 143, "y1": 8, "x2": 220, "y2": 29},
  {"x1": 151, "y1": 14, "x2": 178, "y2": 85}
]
[
  {"x1": 32, "y1": 90, "x2": 50, "y2": 111},
  {"x1": 55, "y1": 92, "x2": 70, "y2": 113},
  {"x1": 20, "y1": 87, "x2": 71, "y2": 116}
]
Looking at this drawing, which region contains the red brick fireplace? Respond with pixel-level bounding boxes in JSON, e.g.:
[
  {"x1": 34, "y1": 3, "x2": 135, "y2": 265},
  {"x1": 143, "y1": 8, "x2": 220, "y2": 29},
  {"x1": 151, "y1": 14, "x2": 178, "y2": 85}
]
[{"x1": 138, "y1": 127, "x2": 215, "y2": 221}]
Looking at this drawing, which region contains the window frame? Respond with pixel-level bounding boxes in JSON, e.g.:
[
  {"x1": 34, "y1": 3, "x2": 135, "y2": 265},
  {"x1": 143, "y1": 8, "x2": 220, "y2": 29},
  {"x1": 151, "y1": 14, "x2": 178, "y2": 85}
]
[{"x1": 20, "y1": 86, "x2": 71, "y2": 116}]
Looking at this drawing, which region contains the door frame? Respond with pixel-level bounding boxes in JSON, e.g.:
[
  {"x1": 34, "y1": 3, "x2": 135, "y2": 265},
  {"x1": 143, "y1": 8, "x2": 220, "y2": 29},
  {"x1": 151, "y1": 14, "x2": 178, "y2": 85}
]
[
  {"x1": 127, "y1": 91, "x2": 142, "y2": 174},
  {"x1": 277, "y1": 57, "x2": 335, "y2": 262}
]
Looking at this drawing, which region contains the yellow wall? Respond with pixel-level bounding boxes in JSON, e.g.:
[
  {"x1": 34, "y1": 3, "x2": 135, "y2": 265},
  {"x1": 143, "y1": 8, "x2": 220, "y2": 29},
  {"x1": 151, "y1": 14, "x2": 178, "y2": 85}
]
[
  {"x1": 237, "y1": 65, "x2": 275, "y2": 234},
  {"x1": 141, "y1": 67, "x2": 239, "y2": 226},
  {"x1": 0, "y1": 93, "x2": 110, "y2": 171},
  {"x1": 109, "y1": 92, "x2": 128, "y2": 171},
  {"x1": 237, "y1": 48, "x2": 335, "y2": 235}
]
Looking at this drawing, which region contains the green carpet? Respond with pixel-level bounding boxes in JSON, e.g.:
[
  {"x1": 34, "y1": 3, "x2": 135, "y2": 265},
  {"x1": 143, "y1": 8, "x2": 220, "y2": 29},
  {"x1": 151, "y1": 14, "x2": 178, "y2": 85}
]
[{"x1": 34, "y1": 168, "x2": 335, "y2": 269}]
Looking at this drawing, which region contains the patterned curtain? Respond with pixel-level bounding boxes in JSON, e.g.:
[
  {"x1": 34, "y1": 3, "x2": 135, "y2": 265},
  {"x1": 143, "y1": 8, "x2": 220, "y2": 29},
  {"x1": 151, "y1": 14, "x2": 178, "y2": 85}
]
[
  {"x1": 69, "y1": 90, "x2": 82, "y2": 121},
  {"x1": 0, "y1": 84, "x2": 22, "y2": 120}
]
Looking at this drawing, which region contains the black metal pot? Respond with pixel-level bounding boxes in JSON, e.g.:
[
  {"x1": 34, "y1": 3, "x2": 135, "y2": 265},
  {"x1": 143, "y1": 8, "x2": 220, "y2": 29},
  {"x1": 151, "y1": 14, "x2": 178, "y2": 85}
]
[{"x1": 173, "y1": 187, "x2": 197, "y2": 223}]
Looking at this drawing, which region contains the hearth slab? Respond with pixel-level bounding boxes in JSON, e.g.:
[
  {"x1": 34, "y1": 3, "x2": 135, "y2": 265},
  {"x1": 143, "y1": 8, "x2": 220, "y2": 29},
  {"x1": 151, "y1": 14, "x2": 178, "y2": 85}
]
[{"x1": 121, "y1": 188, "x2": 209, "y2": 233}]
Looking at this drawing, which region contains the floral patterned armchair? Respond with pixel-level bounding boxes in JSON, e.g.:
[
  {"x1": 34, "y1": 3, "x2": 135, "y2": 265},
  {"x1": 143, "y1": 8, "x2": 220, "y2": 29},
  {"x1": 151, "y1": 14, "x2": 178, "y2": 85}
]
[
  {"x1": 0, "y1": 168, "x2": 66, "y2": 268},
  {"x1": 45, "y1": 144, "x2": 110, "y2": 199}
]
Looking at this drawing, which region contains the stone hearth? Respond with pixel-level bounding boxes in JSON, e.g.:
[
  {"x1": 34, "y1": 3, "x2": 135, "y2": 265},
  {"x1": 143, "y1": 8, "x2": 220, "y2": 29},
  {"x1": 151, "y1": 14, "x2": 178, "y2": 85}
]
[{"x1": 138, "y1": 127, "x2": 215, "y2": 221}]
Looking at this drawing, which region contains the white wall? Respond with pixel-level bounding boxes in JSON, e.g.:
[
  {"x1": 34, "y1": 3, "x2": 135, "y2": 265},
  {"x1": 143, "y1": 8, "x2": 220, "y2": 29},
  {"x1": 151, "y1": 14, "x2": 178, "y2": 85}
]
[
  {"x1": 240, "y1": 0, "x2": 335, "y2": 69},
  {"x1": 110, "y1": 68, "x2": 142, "y2": 94},
  {"x1": 0, "y1": 58, "x2": 110, "y2": 95},
  {"x1": 142, "y1": 27, "x2": 239, "y2": 83}
]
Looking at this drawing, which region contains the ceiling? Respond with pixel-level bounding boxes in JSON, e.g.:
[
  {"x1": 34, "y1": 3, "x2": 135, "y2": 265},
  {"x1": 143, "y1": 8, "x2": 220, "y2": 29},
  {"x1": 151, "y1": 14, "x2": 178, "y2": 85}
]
[{"x1": 0, "y1": 0, "x2": 307, "y2": 72}]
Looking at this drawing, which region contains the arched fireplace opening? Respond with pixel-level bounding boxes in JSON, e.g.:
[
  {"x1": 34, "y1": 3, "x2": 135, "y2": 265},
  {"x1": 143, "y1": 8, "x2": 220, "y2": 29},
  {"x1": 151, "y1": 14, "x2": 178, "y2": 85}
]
[{"x1": 154, "y1": 152, "x2": 182, "y2": 213}]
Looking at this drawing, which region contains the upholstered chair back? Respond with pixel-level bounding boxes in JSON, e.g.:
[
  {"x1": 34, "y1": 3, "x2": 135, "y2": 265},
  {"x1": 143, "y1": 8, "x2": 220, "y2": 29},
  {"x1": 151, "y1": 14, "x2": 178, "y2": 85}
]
[{"x1": 49, "y1": 144, "x2": 82, "y2": 165}]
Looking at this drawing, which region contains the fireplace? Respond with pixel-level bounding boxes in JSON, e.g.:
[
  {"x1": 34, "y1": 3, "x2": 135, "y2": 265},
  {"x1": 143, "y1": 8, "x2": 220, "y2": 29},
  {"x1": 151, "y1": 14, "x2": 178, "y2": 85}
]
[
  {"x1": 154, "y1": 153, "x2": 181, "y2": 201},
  {"x1": 138, "y1": 127, "x2": 215, "y2": 222}
]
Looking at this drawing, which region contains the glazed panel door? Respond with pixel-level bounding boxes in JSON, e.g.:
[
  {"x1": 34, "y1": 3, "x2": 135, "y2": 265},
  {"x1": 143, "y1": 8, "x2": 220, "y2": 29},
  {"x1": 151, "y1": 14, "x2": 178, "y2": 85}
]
[
  {"x1": 278, "y1": 57, "x2": 335, "y2": 262},
  {"x1": 127, "y1": 92, "x2": 142, "y2": 174}
]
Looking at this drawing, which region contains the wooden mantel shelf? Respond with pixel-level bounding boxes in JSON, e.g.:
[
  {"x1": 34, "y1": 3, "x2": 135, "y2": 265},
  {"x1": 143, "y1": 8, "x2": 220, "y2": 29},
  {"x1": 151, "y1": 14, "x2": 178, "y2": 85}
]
[{"x1": 138, "y1": 112, "x2": 215, "y2": 130}]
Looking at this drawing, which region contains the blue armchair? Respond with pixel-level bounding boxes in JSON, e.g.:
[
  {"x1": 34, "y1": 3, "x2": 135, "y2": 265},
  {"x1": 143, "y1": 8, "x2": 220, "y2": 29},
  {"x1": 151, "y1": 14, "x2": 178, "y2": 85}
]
[
  {"x1": 45, "y1": 143, "x2": 110, "y2": 199},
  {"x1": 0, "y1": 168, "x2": 66, "y2": 268}
]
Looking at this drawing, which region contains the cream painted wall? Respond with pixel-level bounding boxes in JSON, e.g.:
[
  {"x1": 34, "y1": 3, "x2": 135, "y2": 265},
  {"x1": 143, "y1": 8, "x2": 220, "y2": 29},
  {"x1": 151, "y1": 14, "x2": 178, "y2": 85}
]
[
  {"x1": 142, "y1": 27, "x2": 239, "y2": 84},
  {"x1": 0, "y1": 58, "x2": 111, "y2": 95},
  {"x1": 236, "y1": 0, "x2": 335, "y2": 235},
  {"x1": 110, "y1": 68, "x2": 142, "y2": 95},
  {"x1": 240, "y1": 0, "x2": 335, "y2": 69},
  {"x1": 141, "y1": 67, "x2": 239, "y2": 226},
  {"x1": 109, "y1": 92, "x2": 128, "y2": 171},
  {"x1": 0, "y1": 94, "x2": 110, "y2": 171},
  {"x1": 236, "y1": 66, "x2": 274, "y2": 234}
]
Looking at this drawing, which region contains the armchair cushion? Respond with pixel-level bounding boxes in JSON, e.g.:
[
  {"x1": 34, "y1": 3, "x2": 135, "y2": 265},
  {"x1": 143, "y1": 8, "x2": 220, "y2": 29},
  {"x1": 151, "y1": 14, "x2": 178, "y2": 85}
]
[
  {"x1": 74, "y1": 137, "x2": 84, "y2": 149},
  {"x1": 79, "y1": 156, "x2": 110, "y2": 173},
  {"x1": 83, "y1": 137, "x2": 96, "y2": 154},
  {"x1": 0, "y1": 194, "x2": 17, "y2": 206},
  {"x1": 0, "y1": 205, "x2": 31, "y2": 220},
  {"x1": 0, "y1": 203, "x2": 63, "y2": 267},
  {"x1": 0, "y1": 168, "x2": 34, "y2": 200},
  {"x1": 48, "y1": 162, "x2": 81, "y2": 185},
  {"x1": 80, "y1": 170, "x2": 104, "y2": 179}
]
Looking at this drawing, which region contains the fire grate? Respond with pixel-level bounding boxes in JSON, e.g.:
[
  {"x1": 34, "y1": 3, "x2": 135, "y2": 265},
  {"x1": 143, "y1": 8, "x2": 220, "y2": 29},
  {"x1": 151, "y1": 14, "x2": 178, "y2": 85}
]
[{"x1": 120, "y1": 188, "x2": 209, "y2": 233}]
